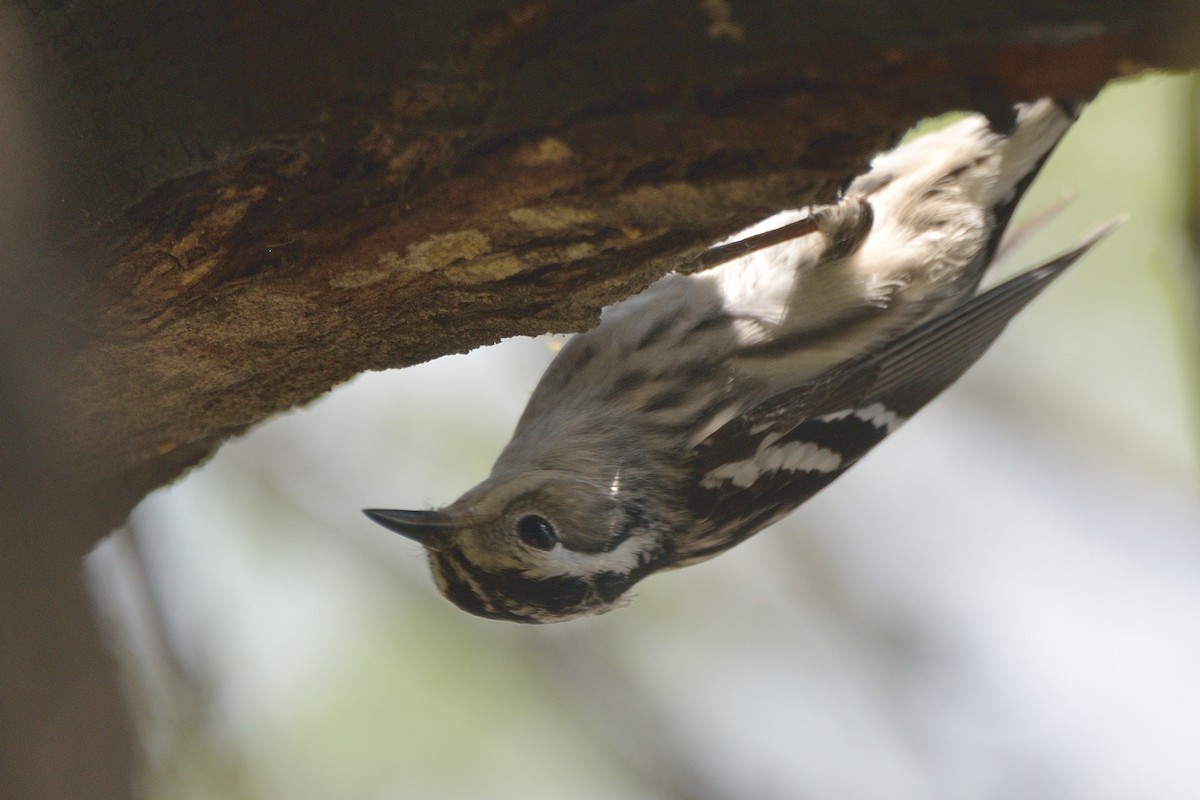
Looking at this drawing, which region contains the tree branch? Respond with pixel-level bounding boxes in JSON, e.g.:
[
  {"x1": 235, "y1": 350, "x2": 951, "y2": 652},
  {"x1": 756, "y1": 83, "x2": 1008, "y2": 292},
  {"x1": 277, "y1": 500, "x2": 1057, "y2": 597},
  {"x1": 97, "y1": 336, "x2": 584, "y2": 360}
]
[{"x1": 31, "y1": 1, "x2": 1196, "y2": 520}]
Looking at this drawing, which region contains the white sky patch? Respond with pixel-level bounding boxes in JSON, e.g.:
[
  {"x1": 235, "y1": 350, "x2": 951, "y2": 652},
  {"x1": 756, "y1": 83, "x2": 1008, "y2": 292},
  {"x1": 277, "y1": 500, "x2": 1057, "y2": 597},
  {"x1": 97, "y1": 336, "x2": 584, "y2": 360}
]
[{"x1": 702, "y1": 441, "x2": 843, "y2": 489}]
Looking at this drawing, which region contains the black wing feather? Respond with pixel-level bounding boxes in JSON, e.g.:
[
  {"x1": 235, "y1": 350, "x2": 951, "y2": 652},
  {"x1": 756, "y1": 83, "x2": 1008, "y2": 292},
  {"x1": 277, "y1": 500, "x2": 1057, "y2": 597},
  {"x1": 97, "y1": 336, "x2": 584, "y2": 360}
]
[{"x1": 681, "y1": 220, "x2": 1120, "y2": 562}]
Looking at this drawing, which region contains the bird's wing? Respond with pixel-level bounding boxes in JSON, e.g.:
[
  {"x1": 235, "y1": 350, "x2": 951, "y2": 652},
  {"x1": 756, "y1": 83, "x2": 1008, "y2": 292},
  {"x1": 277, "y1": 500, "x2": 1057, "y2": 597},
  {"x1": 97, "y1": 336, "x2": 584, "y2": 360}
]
[{"x1": 677, "y1": 219, "x2": 1122, "y2": 565}]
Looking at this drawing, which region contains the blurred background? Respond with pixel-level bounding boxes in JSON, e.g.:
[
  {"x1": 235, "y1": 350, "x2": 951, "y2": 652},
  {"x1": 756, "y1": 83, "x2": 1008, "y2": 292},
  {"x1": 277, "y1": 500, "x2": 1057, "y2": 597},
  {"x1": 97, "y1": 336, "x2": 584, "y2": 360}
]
[{"x1": 89, "y1": 74, "x2": 1200, "y2": 800}]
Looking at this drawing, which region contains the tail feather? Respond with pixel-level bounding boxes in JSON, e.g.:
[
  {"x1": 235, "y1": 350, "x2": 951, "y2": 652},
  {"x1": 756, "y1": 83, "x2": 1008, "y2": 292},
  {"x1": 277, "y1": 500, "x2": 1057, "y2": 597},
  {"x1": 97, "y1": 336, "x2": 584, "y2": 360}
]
[
  {"x1": 869, "y1": 215, "x2": 1126, "y2": 414},
  {"x1": 973, "y1": 100, "x2": 1075, "y2": 267}
]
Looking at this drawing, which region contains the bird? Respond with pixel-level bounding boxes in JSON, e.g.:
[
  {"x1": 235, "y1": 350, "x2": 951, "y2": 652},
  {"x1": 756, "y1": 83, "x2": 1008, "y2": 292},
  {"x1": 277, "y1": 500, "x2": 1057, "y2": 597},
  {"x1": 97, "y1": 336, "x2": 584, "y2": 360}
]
[{"x1": 364, "y1": 99, "x2": 1120, "y2": 623}]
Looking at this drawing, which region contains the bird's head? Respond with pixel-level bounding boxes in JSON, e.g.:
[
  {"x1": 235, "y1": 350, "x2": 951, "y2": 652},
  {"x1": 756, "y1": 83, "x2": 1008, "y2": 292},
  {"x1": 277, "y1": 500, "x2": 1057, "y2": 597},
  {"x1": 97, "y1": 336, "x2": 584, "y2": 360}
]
[{"x1": 364, "y1": 468, "x2": 671, "y2": 622}]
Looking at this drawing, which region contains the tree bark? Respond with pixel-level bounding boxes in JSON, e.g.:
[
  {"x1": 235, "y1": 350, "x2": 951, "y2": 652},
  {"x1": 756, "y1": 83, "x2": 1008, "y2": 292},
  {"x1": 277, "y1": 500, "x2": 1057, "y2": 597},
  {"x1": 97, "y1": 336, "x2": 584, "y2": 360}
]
[{"x1": 2, "y1": 1, "x2": 1197, "y2": 797}]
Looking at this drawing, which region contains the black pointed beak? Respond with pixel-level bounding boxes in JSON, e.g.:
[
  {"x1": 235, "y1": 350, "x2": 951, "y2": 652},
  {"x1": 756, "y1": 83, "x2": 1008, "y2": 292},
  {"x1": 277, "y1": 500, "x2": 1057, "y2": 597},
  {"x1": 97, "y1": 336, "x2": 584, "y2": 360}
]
[{"x1": 363, "y1": 508, "x2": 457, "y2": 550}]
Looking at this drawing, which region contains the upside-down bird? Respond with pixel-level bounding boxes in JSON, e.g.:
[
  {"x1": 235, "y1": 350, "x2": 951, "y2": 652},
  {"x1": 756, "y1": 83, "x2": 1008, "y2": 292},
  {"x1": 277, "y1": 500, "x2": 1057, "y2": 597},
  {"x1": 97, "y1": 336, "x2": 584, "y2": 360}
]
[{"x1": 365, "y1": 99, "x2": 1119, "y2": 623}]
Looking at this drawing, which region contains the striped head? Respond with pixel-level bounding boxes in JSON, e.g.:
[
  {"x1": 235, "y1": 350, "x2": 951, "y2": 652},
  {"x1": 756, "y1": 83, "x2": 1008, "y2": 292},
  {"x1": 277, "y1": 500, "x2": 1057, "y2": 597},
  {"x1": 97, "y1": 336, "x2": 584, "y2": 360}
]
[{"x1": 364, "y1": 469, "x2": 671, "y2": 622}]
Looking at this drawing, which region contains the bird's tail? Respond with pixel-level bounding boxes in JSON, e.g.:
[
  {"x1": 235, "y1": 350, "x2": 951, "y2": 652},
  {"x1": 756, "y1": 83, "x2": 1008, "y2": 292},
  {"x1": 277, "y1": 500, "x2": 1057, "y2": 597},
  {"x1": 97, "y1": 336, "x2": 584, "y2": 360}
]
[
  {"x1": 850, "y1": 97, "x2": 1075, "y2": 219},
  {"x1": 981, "y1": 99, "x2": 1078, "y2": 255}
]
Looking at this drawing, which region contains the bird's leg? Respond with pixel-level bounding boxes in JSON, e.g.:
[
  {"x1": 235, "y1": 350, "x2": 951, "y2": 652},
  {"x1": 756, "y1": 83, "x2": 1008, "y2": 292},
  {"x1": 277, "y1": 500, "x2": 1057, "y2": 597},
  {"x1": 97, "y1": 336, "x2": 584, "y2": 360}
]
[
  {"x1": 679, "y1": 216, "x2": 819, "y2": 275},
  {"x1": 677, "y1": 195, "x2": 875, "y2": 276}
]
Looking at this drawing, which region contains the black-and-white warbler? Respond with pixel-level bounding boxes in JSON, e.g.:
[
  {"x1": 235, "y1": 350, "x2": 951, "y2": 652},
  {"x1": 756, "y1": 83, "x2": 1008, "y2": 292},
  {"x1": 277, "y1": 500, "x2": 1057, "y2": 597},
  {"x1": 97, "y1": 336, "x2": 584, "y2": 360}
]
[{"x1": 365, "y1": 99, "x2": 1119, "y2": 623}]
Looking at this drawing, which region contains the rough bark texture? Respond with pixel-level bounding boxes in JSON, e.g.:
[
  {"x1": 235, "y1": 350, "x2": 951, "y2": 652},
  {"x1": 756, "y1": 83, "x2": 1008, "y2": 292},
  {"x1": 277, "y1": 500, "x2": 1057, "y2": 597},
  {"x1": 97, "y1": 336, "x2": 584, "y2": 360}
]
[{"x1": 2, "y1": 1, "x2": 1197, "y2": 797}]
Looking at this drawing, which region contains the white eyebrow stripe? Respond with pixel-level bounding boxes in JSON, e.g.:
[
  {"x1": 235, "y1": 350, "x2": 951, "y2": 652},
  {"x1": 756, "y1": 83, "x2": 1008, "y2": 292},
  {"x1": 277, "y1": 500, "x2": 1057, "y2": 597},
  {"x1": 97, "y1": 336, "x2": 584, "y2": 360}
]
[{"x1": 542, "y1": 532, "x2": 657, "y2": 578}]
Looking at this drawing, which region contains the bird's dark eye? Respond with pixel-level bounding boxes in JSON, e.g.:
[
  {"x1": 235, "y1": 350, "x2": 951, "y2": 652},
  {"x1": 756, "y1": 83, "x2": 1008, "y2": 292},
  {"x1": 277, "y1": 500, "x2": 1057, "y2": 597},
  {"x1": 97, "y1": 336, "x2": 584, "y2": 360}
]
[{"x1": 516, "y1": 514, "x2": 558, "y2": 550}]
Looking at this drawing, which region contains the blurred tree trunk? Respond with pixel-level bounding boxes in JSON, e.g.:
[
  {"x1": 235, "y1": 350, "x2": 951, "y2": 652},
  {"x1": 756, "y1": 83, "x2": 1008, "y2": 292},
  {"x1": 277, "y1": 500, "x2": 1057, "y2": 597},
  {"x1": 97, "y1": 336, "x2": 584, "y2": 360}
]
[{"x1": 2, "y1": 1, "x2": 1197, "y2": 797}]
